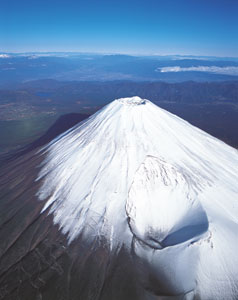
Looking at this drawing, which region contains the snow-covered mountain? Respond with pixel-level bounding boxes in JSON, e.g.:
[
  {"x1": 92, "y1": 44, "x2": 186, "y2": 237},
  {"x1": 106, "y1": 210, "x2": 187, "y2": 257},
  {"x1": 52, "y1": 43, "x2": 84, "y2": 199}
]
[{"x1": 0, "y1": 96, "x2": 238, "y2": 300}]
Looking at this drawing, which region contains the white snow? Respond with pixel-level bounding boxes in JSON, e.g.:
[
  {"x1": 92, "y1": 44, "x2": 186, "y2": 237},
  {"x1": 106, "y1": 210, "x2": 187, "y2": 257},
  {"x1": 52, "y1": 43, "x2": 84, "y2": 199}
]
[
  {"x1": 36, "y1": 96, "x2": 238, "y2": 299},
  {"x1": 126, "y1": 155, "x2": 209, "y2": 249}
]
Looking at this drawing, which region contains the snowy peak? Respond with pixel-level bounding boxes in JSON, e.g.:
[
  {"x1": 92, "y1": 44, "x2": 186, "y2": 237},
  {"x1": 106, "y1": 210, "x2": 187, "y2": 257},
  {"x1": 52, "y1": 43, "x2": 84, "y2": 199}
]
[
  {"x1": 1, "y1": 96, "x2": 238, "y2": 300},
  {"x1": 34, "y1": 97, "x2": 238, "y2": 298},
  {"x1": 36, "y1": 96, "x2": 238, "y2": 248}
]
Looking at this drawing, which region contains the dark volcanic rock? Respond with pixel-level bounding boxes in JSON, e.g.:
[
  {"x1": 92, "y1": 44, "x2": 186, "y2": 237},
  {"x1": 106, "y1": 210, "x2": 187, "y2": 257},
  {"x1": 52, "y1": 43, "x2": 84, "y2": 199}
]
[{"x1": 0, "y1": 150, "x2": 148, "y2": 300}]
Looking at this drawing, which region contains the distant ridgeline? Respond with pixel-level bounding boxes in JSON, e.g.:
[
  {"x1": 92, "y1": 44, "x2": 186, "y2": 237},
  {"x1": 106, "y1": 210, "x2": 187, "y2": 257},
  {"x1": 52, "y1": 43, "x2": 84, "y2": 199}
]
[
  {"x1": 1, "y1": 80, "x2": 237, "y2": 105},
  {"x1": 0, "y1": 80, "x2": 238, "y2": 153}
]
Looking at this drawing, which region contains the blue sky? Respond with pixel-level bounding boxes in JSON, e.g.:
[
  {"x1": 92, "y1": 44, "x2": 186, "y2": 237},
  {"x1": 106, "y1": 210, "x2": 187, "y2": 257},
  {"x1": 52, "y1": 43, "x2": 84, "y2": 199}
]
[{"x1": 1, "y1": 0, "x2": 238, "y2": 56}]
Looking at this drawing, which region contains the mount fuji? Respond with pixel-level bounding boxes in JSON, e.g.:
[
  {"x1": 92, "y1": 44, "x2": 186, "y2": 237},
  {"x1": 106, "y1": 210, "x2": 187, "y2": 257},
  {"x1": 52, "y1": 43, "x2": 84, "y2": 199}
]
[{"x1": 0, "y1": 96, "x2": 238, "y2": 300}]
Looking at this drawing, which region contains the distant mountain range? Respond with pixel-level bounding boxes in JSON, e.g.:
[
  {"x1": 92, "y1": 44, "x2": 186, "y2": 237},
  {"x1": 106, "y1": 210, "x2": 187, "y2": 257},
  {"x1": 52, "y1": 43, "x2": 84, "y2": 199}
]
[
  {"x1": 0, "y1": 79, "x2": 238, "y2": 153},
  {"x1": 1, "y1": 79, "x2": 238, "y2": 107},
  {"x1": 1, "y1": 53, "x2": 238, "y2": 87}
]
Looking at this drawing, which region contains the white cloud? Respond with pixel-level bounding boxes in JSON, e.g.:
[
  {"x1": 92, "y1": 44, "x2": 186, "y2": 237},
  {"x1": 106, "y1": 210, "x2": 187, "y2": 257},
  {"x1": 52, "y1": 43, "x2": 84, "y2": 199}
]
[
  {"x1": 28, "y1": 55, "x2": 39, "y2": 59},
  {"x1": 0, "y1": 54, "x2": 10, "y2": 58},
  {"x1": 2, "y1": 67, "x2": 16, "y2": 70},
  {"x1": 156, "y1": 66, "x2": 238, "y2": 76}
]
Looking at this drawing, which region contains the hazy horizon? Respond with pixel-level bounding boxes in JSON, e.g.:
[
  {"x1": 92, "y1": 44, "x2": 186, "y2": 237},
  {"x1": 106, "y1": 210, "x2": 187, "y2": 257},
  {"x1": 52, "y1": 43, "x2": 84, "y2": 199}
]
[{"x1": 1, "y1": 51, "x2": 238, "y2": 59}]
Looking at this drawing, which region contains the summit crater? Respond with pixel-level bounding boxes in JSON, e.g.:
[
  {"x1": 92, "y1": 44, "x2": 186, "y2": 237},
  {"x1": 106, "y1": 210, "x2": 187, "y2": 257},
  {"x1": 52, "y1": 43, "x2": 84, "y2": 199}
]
[{"x1": 117, "y1": 96, "x2": 146, "y2": 105}]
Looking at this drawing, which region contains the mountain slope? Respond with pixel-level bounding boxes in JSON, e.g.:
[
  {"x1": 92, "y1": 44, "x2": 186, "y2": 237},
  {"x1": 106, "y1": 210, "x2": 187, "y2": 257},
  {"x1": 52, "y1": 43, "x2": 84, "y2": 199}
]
[{"x1": 0, "y1": 96, "x2": 238, "y2": 300}]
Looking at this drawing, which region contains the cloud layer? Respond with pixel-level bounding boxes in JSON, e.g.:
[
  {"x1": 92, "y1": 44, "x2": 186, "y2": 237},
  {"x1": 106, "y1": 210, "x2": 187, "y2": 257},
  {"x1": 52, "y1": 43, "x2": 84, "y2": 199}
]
[
  {"x1": 0, "y1": 54, "x2": 10, "y2": 58},
  {"x1": 157, "y1": 66, "x2": 238, "y2": 76}
]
